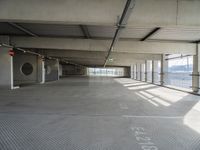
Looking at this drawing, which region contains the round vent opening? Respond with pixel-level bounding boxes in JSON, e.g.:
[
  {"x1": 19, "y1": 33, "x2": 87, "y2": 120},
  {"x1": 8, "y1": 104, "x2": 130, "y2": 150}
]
[{"x1": 21, "y1": 63, "x2": 33, "y2": 76}]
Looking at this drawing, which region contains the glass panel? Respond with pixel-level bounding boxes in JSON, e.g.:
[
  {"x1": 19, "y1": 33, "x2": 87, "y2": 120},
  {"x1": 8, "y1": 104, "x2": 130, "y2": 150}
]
[
  {"x1": 165, "y1": 55, "x2": 193, "y2": 89},
  {"x1": 87, "y1": 67, "x2": 125, "y2": 77}
]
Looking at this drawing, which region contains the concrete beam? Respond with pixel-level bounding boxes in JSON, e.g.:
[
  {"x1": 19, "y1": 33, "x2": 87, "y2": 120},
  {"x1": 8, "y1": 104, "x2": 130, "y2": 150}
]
[
  {"x1": 80, "y1": 25, "x2": 91, "y2": 39},
  {"x1": 10, "y1": 36, "x2": 196, "y2": 55},
  {"x1": 44, "y1": 50, "x2": 106, "y2": 59},
  {"x1": 44, "y1": 50, "x2": 161, "y2": 60},
  {"x1": 0, "y1": 36, "x2": 10, "y2": 44},
  {"x1": 65, "y1": 59, "x2": 104, "y2": 66},
  {"x1": 140, "y1": 27, "x2": 161, "y2": 41},
  {"x1": 8, "y1": 22, "x2": 38, "y2": 37},
  {"x1": 110, "y1": 53, "x2": 161, "y2": 60},
  {"x1": 47, "y1": 50, "x2": 161, "y2": 66},
  {"x1": 1, "y1": 0, "x2": 200, "y2": 27}
]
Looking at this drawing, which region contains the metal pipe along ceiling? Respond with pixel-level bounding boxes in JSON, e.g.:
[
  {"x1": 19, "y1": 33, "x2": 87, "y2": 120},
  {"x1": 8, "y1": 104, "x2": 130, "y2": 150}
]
[{"x1": 104, "y1": 0, "x2": 136, "y2": 67}]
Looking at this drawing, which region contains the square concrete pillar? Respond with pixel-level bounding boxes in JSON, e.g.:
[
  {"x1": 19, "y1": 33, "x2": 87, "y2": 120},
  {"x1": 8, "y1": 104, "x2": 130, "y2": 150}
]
[
  {"x1": 145, "y1": 60, "x2": 148, "y2": 82},
  {"x1": 152, "y1": 60, "x2": 155, "y2": 84},
  {"x1": 153, "y1": 60, "x2": 161, "y2": 85},
  {"x1": 146, "y1": 60, "x2": 153, "y2": 83},
  {"x1": 136, "y1": 63, "x2": 141, "y2": 80},
  {"x1": 130, "y1": 64, "x2": 134, "y2": 79},
  {"x1": 45, "y1": 58, "x2": 59, "y2": 82},
  {"x1": 38, "y1": 57, "x2": 45, "y2": 84},
  {"x1": 133, "y1": 64, "x2": 136, "y2": 79},
  {"x1": 56, "y1": 59, "x2": 60, "y2": 80},
  {"x1": 192, "y1": 44, "x2": 199, "y2": 93},
  {"x1": 0, "y1": 47, "x2": 13, "y2": 89},
  {"x1": 160, "y1": 54, "x2": 168, "y2": 86},
  {"x1": 140, "y1": 64, "x2": 143, "y2": 81},
  {"x1": 0, "y1": 36, "x2": 15, "y2": 90},
  {"x1": 135, "y1": 64, "x2": 137, "y2": 80},
  {"x1": 140, "y1": 63, "x2": 146, "y2": 81}
]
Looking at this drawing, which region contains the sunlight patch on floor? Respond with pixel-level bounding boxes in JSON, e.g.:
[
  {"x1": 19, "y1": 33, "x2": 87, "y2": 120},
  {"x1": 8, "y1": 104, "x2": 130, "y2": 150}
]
[
  {"x1": 127, "y1": 84, "x2": 156, "y2": 90},
  {"x1": 135, "y1": 92, "x2": 159, "y2": 107},
  {"x1": 184, "y1": 101, "x2": 200, "y2": 134},
  {"x1": 114, "y1": 78, "x2": 139, "y2": 84},
  {"x1": 115, "y1": 78, "x2": 199, "y2": 107},
  {"x1": 139, "y1": 91, "x2": 170, "y2": 106},
  {"x1": 146, "y1": 87, "x2": 189, "y2": 103},
  {"x1": 123, "y1": 82, "x2": 148, "y2": 87}
]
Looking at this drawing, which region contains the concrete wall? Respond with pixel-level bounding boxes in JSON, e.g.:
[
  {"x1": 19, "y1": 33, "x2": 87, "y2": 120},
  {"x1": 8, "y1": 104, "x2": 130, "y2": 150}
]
[
  {"x1": 0, "y1": 47, "x2": 12, "y2": 89},
  {"x1": 59, "y1": 64, "x2": 63, "y2": 76},
  {"x1": 124, "y1": 67, "x2": 131, "y2": 78},
  {"x1": 37, "y1": 57, "x2": 44, "y2": 83},
  {"x1": 62, "y1": 64, "x2": 86, "y2": 76},
  {"x1": 86, "y1": 67, "x2": 130, "y2": 77},
  {"x1": 45, "y1": 59, "x2": 59, "y2": 82},
  {"x1": 13, "y1": 51, "x2": 43, "y2": 86}
]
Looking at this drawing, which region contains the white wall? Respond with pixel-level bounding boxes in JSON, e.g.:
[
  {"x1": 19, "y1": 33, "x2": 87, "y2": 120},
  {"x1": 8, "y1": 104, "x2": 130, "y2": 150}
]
[
  {"x1": 59, "y1": 64, "x2": 63, "y2": 76},
  {"x1": 0, "y1": 47, "x2": 12, "y2": 89},
  {"x1": 13, "y1": 51, "x2": 43, "y2": 86},
  {"x1": 45, "y1": 59, "x2": 59, "y2": 82},
  {"x1": 62, "y1": 64, "x2": 86, "y2": 76}
]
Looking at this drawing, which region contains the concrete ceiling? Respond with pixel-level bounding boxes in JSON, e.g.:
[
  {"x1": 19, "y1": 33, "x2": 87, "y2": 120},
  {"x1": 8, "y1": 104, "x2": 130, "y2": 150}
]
[
  {"x1": 1, "y1": 23, "x2": 200, "y2": 42},
  {"x1": 0, "y1": 0, "x2": 200, "y2": 67},
  {"x1": 1, "y1": 0, "x2": 200, "y2": 27},
  {"x1": 150, "y1": 27, "x2": 200, "y2": 42}
]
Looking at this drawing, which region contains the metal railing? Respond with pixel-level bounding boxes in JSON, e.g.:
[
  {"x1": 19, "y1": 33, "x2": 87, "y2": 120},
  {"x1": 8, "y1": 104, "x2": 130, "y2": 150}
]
[
  {"x1": 164, "y1": 72, "x2": 192, "y2": 89},
  {"x1": 147, "y1": 72, "x2": 152, "y2": 83},
  {"x1": 154, "y1": 72, "x2": 161, "y2": 85}
]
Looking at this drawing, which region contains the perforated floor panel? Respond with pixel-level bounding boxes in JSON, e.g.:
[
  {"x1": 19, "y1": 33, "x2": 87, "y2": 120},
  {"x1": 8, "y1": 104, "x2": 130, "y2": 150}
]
[{"x1": 0, "y1": 77, "x2": 200, "y2": 150}]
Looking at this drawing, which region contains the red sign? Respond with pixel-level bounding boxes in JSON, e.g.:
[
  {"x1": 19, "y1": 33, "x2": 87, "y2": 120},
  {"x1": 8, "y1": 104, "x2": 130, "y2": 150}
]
[{"x1": 9, "y1": 50, "x2": 15, "y2": 56}]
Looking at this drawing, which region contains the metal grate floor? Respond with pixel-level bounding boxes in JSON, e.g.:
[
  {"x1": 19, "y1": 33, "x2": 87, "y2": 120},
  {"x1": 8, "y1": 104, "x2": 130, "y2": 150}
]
[{"x1": 0, "y1": 77, "x2": 200, "y2": 150}]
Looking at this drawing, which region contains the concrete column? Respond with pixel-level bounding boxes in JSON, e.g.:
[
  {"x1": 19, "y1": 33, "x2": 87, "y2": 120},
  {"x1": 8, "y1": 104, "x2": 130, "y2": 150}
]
[
  {"x1": 0, "y1": 36, "x2": 14, "y2": 89},
  {"x1": 37, "y1": 56, "x2": 45, "y2": 84},
  {"x1": 57, "y1": 59, "x2": 60, "y2": 80},
  {"x1": 134, "y1": 64, "x2": 136, "y2": 79},
  {"x1": 137, "y1": 64, "x2": 141, "y2": 80},
  {"x1": 160, "y1": 55, "x2": 164, "y2": 86},
  {"x1": 135, "y1": 64, "x2": 138, "y2": 80},
  {"x1": 130, "y1": 64, "x2": 134, "y2": 79},
  {"x1": 140, "y1": 64, "x2": 143, "y2": 81},
  {"x1": 160, "y1": 54, "x2": 168, "y2": 86},
  {"x1": 145, "y1": 60, "x2": 148, "y2": 82},
  {"x1": 45, "y1": 59, "x2": 59, "y2": 82},
  {"x1": 59, "y1": 64, "x2": 63, "y2": 77},
  {"x1": 153, "y1": 60, "x2": 160, "y2": 84},
  {"x1": 152, "y1": 60, "x2": 154, "y2": 83},
  {"x1": 192, "y1": 44, "x2": 199, "y2": 93},
  {"x1": 10, "y1": 56, "x2": 14, "y2": 89},
  {"x1": 41, "y1": 58, "x2": 45, "y2": 84}
]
